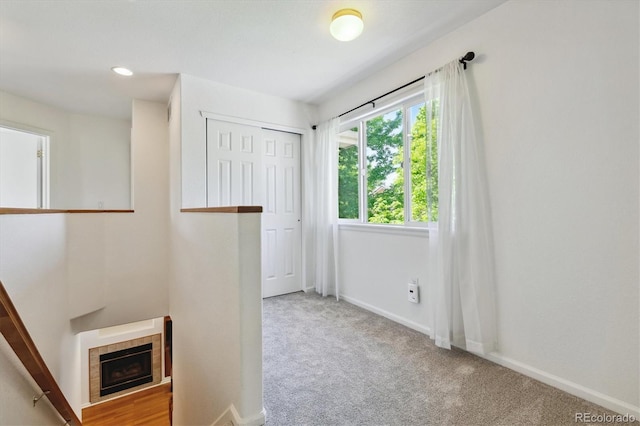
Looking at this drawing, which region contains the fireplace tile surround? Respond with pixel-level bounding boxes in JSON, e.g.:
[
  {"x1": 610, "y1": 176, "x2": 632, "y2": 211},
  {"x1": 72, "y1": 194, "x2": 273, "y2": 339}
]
[{"x1": 89, "y1": 334, "x2": 161, "y2": 403}]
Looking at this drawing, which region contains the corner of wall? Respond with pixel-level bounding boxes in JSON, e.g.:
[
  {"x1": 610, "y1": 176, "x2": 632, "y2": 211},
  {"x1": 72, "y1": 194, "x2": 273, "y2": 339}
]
[{"x1": 212, "y1": 404, "x2": 266, "y2": 426}]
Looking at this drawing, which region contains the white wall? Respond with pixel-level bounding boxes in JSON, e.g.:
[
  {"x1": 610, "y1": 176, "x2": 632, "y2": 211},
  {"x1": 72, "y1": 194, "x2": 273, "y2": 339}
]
[
  {"x1": 70, "y1": 113, "x2": 131, "y2": 209},
  {"x1": 321, "y1": 0, "x2": 639, "y2": 415},
  {"x1": 0, "y1": 99, "x2": 171, "y2": 422},
  {"x1": 0, "y1": 90, "x2": 131, "y2": 209},
  {"x1": 170, "y1": 75, "x2": 312, "y2": 425},
  {"x1": 170, "y1": 211, "x2": 263, "y2": 426},
  {"x1": 0, "y1": 212, "x2": 82, "y2": 418},
  {"x1": 0, "y1": 337, "x2": 66, "y2": 425},
  {"x1": 70, "y1": 99, "x2": 170, "y2": 331},
  {"x1": 179, "y1": 74, "x2": 314, "y2": 208},
  {"x1": 339, "y1": 227, "x2": 430, "y2": 333}
]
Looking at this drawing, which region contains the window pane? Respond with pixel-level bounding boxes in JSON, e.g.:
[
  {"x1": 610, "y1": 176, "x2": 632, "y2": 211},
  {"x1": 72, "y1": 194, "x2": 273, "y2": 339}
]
[
  {"x1": 409, "y1": 103, "x2": 428, "y2": 222},
  {"x1": 338, "y1": 128, "x2": 359, "y2": 219},
  {"x1": 366, "y1": 109, "x2": 404, "y2": 224},
  {"x1": 426, "y1": 99, "x2": 439, "y2": 222}
]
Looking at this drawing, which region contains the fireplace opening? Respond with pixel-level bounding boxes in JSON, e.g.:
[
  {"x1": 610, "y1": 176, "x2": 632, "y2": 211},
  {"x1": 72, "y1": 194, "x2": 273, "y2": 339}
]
[{"x1": 100, "y1": 343, "x2": 153, "y2": 397}]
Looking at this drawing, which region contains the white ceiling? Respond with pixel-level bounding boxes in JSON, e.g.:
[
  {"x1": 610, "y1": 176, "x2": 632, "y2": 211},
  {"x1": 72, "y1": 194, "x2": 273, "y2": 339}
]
[{"x1": 0, "y1": 0, "x2": 505, "y2": 120}]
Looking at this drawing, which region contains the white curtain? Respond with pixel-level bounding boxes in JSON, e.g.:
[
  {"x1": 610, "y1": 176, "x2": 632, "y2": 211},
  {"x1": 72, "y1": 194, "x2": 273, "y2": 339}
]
[
  {"x1": 304, "y1": 118, "x2": 340, "y2": 298},
  {"x1": 426, "y1": 61, "x2": 497, "y2": 355}
]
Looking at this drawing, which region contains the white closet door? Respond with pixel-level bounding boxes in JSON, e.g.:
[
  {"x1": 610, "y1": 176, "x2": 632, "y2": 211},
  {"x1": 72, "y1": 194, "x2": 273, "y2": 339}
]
[
  {"x1": 206, "y1": 120, "x2": 302, "y2": 298},
  {"x1": 261, "y1": 129, "x2": 301, "y2": 298},
  {"x1": 206, "y1": 120, "x2": 262, "y2": 206}
]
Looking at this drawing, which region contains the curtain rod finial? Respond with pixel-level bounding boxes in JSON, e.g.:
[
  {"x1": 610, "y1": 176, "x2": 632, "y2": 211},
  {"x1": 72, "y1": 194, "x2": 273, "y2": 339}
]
[
  {"x1": 459, "y1": 51, "x2": 475, "y2": 69},
  {"x1": 461, "y1": 51, "x2": 475, "y2": 62}
]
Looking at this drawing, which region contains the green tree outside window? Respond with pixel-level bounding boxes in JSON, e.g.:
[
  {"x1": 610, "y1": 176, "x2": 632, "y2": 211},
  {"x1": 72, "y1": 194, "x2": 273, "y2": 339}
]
[{"x1": 337, "y1": 99, "x2": 438, "y2": 224}]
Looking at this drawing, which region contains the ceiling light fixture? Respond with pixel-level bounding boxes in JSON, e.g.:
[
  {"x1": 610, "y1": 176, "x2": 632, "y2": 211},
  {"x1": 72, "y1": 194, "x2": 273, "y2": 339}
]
[
  {"x1": 330, "y1": 9, "x2": 364, "y2": 42},
  {"x1": 111, "y1": 66, "x2": 133, "y2": 77}
]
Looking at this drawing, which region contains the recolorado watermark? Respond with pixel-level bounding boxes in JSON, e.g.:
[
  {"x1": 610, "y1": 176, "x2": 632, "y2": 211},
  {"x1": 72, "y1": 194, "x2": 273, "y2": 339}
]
[{"x1": 575, "y1": 412, "x2": 636, "y2": 423}]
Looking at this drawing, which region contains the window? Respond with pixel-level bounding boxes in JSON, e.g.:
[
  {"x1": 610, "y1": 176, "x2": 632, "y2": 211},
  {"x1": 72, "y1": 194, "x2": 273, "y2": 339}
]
[
  {"x1": 337, "y1": 92, "x2": 438, "y2": 226},
  {"x1": 366, "y1": 108, "x2": 404, "y2": 224},
  {"x1": 338, "y1": 127, "x2": 359, "y2": 219},
  {"x1": 410, "y1": 98, "x2": 439, "y2": 223}
]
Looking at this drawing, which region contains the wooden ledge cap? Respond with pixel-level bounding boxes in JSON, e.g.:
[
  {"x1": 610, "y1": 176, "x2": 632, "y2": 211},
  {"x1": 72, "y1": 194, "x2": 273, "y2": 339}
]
[
  {"x1": 180, "y1": 206, "x2": 262, "y2": 213},
  {"x1": 0, "y1": 208, "x2": 134, "y2": 215}
]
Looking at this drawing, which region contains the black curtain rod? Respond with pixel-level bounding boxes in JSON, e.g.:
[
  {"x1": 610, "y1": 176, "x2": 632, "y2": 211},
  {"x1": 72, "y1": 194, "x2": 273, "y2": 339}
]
[{"x1": 312, "y1": 51, "x2": 475, "y2": 130}]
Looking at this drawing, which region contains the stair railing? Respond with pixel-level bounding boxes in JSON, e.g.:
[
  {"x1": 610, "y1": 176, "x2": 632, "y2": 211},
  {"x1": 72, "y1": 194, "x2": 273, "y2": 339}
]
[{"x1": 0, "y1": 280, "x2": 82, "y2": 425}]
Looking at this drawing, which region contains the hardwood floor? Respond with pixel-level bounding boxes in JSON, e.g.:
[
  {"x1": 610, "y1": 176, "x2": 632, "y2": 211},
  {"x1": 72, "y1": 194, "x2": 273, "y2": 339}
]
[{"x1": 82, "y1": 383, "x2": 172, "y2": 426}]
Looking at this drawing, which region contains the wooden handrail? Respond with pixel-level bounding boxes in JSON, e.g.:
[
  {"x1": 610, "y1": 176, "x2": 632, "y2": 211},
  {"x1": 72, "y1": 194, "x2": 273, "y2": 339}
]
[{"x1": 0, "y1": 280, "x2": 82, "y2": 425}]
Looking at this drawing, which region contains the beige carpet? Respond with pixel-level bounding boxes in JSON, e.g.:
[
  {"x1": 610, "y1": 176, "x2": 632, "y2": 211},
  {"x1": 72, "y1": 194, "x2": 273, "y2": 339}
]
[{"x1": 263, "y1": 291, "x2": 636, "y2": 426}]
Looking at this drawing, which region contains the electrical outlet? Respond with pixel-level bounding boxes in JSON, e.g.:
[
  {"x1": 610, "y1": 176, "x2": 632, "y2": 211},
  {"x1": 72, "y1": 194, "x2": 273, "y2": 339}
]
[{"x1": 408, "y1": 282, "x2": 419, "y2": 303}]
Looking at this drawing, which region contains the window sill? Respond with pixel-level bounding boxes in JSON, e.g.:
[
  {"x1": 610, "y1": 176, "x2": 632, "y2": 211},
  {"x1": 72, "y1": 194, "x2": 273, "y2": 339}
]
[{"x1": 338, "y1": 222, "x2": 429, "y2": 238}]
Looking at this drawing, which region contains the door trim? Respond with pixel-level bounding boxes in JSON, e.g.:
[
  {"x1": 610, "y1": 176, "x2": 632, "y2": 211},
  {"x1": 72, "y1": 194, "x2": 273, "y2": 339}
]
[{"x1": 200, "y1": 111, "x2": 307, "y2": 136}]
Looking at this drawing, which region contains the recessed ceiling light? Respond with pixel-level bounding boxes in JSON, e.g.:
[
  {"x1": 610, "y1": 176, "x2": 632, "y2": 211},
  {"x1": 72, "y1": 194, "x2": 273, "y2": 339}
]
[
  {"x1": 111, "y1": 66, "x2": 133, "y2": 77},
  {"x1": 330, "y1": 9, "x2": 364, "y2": 42}
]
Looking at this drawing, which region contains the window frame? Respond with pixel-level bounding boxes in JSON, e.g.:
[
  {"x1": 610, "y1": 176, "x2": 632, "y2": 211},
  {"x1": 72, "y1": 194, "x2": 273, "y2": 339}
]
[
  {"x1": 337, "y1": 125, "x2": 362, "y2": 223},
  {"x1": 362, "y1": 104, "x2": 406, "y2": 225},
  {"x1": 338, "y1": 88, "x2": 433, "y2": 228}
]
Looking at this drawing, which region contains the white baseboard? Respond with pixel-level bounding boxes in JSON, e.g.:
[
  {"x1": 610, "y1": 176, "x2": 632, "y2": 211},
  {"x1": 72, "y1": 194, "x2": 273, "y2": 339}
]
[
  {"x1": 339, "y1": 293, "x2": 639, "y2": 419},
  {"x1": 340, "y1": 294, "x2": 431, "y2": 336},
  {"x1": 303, "y1": 286, "x2": 315, "y2": 293},
  {"x1": 212, "y1": 404, "x2": 266, "y2": 426},
  {"x1": 482, "y1": 353, "x2": 639, "y2": 419}
]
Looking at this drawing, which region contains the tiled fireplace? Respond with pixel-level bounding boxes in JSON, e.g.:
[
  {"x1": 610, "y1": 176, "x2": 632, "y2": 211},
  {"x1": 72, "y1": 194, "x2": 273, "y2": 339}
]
[{"x1": 89, "y1": 334, "x2": 161, "y2": 403}]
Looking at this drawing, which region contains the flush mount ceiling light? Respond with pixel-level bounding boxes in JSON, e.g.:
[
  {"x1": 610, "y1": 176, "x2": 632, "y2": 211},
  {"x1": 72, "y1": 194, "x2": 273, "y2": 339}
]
[
  {"x1": 111, "y1": 66, "x2": 133, "y2": 77},
  {"x1": 330, "y1": 8, "x2": 364, "y2": 41}
]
